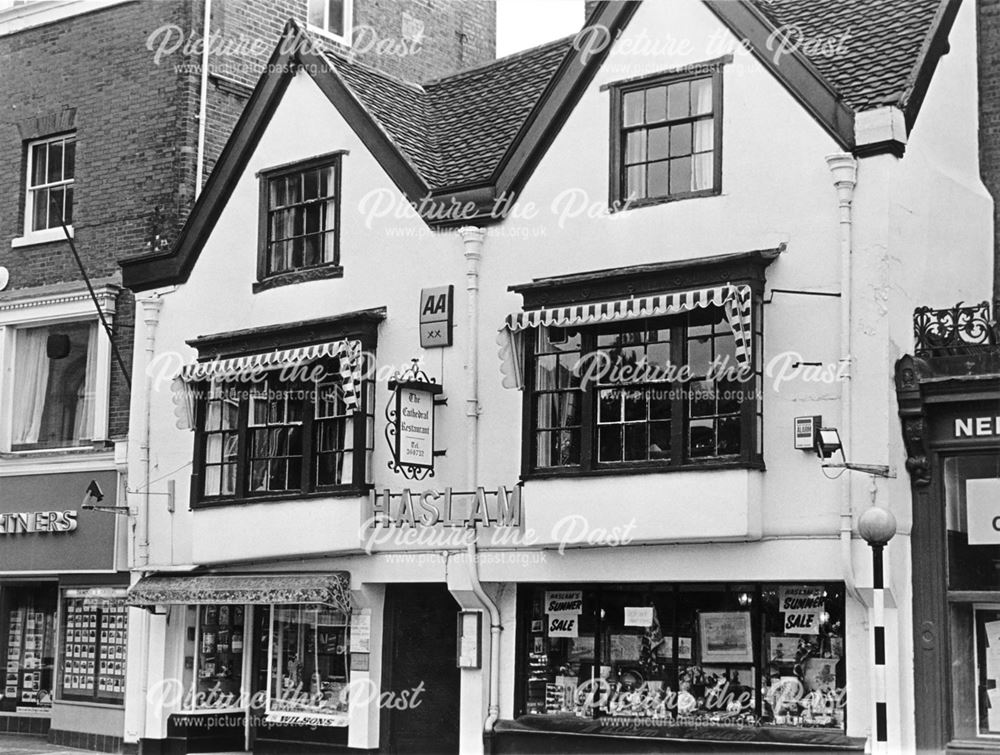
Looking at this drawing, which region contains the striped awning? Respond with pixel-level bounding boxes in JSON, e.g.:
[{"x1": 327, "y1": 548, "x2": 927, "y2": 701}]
[
  {"x1": 497, "y1": 284, "x2": 753, "y2": 389},
  {"x1": 126, "y1": 573, "x2": 352, "y2": 614},
  {"x1": 172, "y1": 339, "x2": 364, "y2": 428}
]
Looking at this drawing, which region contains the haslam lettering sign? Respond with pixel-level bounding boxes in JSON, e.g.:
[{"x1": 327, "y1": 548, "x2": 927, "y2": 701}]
[
  {"x1": 0, "y1": 510, "x2": 78, "y2": 535},
  {"x1": 966, "y1": 478, "x2": 1000, "y2": 545},
  {"x1": 368, "y1": 487, "x2": 522, "y2": 528}
]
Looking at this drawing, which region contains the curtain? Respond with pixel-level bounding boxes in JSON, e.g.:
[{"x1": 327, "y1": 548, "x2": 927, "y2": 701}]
[
  {"x1": 692, "y1": 81, "x2": 714, "y2": 191},
  {"x1": 12, "y1": 328, "x2": 51, "y2": 445},
  {"x1": 73, "y1": 323, "x2": 98, "y2": 440}
]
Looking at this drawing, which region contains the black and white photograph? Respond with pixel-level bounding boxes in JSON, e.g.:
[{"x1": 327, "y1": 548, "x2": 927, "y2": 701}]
[{"x1": 0, "y1": 0, "x2": 995, "y2": 752}]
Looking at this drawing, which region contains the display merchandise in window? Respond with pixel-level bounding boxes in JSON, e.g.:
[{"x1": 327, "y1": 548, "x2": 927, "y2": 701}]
[
  {"x1": 183, "y1": 604, "x2": 248, "y2": 710},
  {"x1": 522, "y1": 583, "x2": 845, "y2": 731},
  {"x1": 265, "y1": 604, "x2": 350, "y2": 726},
  {"x1": 1, "y1": 586, "x2": 57, "y2": 710},
  {"x1": 60, "y1": 594, "x2": 127, "y2": 703}
]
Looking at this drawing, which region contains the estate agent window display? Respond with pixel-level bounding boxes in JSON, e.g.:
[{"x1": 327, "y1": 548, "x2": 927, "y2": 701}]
[{"x1": 519, "y1": 583, "x2": 846, "y2": 733}]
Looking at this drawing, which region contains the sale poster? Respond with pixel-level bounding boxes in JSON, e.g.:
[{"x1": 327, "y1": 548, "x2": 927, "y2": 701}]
[
  {"x1": 547, "y1": 613, "x2": 579, "y2": 638},
  {"x1": 545, "y1": 591, "x2": 583, "y2": 614}
]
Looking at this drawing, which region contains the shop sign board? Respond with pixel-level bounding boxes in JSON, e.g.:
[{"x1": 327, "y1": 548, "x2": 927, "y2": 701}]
[
  {"x1": 368, "y1": 486, "x2": 522, "y2": 529},
  {"x1": 955, "y1": 417, "x2": 1000, "y2": 438},
  {"x1": 0, "y1": 471, "x2": 117, "y2": 572},
  {"x1": 966, "y1": 478, "x2": 1000, "y2": 545}
]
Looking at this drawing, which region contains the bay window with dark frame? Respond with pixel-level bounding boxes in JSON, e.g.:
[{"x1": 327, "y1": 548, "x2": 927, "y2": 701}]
[
  {"x1": 188, "y1": 311, "x2": 382, "y2": 506},
  {"x1": 255, "y1": 151, "x2": 343, "y2": 292},
  {"x1": 608, "y1": 57, "x2": 728, "y2": 209},
  {"x1": 513, "y1": 252, "x2": 774, "y2": 477}
]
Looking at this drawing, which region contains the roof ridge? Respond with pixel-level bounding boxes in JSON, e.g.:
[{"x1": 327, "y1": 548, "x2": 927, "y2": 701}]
[
  {"x1": 420, "y1": 33, "x2": 577, "y2": 87},
  {"x1": 316, "y1": 43, "x2": 427, "y2": 95}
]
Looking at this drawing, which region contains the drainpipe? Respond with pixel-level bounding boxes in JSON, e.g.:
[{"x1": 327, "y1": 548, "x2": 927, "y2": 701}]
[
  {"x1": 137, "y1": 296, "x2": 163, "y2": 567},
  {"x1": 459, "y1": 226, "x2": 485, "y2": 485},
  {"x1": 467, "y1": 541, "x2": 502, "y2": 736},
  {"x1": 457, "y1": 226, "x2": 499, "y2": 738},
  {"x1": 194, "y1": 0, "x2": 212, "y2": 198},
  {"x1": 826, "y1": 154, "x2": 864, "y2": 607}
]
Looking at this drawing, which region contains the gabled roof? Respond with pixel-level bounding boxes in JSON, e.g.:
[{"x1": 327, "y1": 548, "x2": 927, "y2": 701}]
[
  {"x1": 706, "y1": 0, "x2": 960, "y2": 144},
  {"x1": 121, "y1": 0, "x2": 963, "y2": 292},
  {"x1": 748, "y1": 0, "x2": 949, "y2": 113},
  {"x1": 325, "y1": 35, "x2": 577, "y2": 190}
]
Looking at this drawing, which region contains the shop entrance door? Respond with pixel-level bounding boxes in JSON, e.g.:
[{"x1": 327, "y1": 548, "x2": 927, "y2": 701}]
[{"x1": 383, "y1": 584, "x2": 461, "y2": 754}]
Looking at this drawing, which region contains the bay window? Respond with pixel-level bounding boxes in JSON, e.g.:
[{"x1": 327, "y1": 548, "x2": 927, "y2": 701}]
[{"x1": 184, "y1": 309, "x2": 383, "y2": 505}]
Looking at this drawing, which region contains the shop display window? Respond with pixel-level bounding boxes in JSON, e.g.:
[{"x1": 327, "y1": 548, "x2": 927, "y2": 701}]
[
  {"x1": 265, "y1": 604, "x2": 350, "y2": 726},
  {"x1": 1, "y1": 585, "x2": 57, "y2": 711},
  {"x1": 59, "y1": 591, "x2": 127, "y2": 704},
  {"x1": 183, "y1": 604, "x2": 250, "y2": 711},
  {"x1": 520, "y1": 583, "x2": 845, "y2": 732},
  {"x1": 943, "y1": 455, "x2": 1000, "y2": 740}
]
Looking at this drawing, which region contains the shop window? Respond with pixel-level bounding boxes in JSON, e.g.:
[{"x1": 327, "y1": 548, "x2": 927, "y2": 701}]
[
  {"x1": 265, "y1": 605, "x2": 350, "y2": 726},
  {"x1": 194, "y1": 370, "x2": 373, "y2": 503},
  {"x1": 943, "y1": 454, "x2": 1000, "y2": 740},
  {"x1": 520, "y1": 583, "x2": 846, "y2": 736},
  {"x1": 183, "y1": 605, "x2": 249, "y2": 711},
  {"x1": 18, "y1": 133, "x2": 75, "y2": 245},
  {"x1": 59, "y1": 592, "x2": 127, "y2": 704},
  {"x1": 528, "y1": 309, "x2": 758, "y2": 473},
  {"x1": 257, "y1": 153, "x2": 343, "y2": 289},
  {"x1": 608, "y1": 65, "x2": 722, "y2": 209},
  {"x1": 1, "y1": 585, "x2": 57, "y2": 711},
  {"x1": 11, "y1": 320, "x2": 100, "y2": 450},
  {"x1": 306, "y1": 0, "x2": 352, "y2": 43}
]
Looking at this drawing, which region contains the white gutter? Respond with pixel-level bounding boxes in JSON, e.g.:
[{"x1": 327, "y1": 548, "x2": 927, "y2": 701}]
[
  {"x1": 137, "y1": 297, "x2": 163, "y2": 567},
  {"x1": 466, "y1": 541, "x2": 502, "y2": 735},
  {"x1": 826, "y1": 154, "x2": 863, "y2": 606},
  {"x1": 194, "y1": 0, "x2": 212, "y2": 197},
  {"x1": 459, "y1": 226, "x2": 485, "y2": 484},
  {"x1": 457, "y1": 226, "x2": 500, "y2": 736}
]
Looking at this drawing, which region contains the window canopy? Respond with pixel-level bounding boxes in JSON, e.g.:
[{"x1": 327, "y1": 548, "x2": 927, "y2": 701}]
[
  {"x1": 497, "y1": 283, "x2": 753, "y2": 390},
  {"x1": 126, "y1": 573, "x2": 353, "y2": 615},
  {"x1": 172, "y1": 338, "x2": 363, "y2": 429}
]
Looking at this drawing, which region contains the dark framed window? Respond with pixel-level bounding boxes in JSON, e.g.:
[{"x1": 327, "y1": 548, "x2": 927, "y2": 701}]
[
  {"x1": 256, "y1": 152, "x2": 343, "y2": 290},
  {"x1": 608, "y1": 59, "x2": 726, "y2": 209},
  {"x1": 526, "y1": 308, "x2": 758, "y2": 475},
  {"x1": 194, "y1": 364, "x2": 373, "y2": 504}
]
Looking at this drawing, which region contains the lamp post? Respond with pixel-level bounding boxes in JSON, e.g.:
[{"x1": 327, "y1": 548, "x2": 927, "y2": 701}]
[{"x1": 858, "y1": 505, "x2": 897, "y2": 754}]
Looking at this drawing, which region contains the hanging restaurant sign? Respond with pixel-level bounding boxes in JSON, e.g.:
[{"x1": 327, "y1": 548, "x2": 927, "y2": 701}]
[{"x1": 385, "y1": 360, "x2": 444, "y2": 480}]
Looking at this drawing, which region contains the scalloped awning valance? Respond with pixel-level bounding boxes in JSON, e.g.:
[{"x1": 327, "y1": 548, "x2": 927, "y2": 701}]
[{"x1": 497, "y1": 284, "x2": 752, "y2": 389}]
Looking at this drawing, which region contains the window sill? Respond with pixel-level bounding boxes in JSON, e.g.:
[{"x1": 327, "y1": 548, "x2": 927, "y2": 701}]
[
  {"x1": 192, "y1": 485, "x2": 371, "y2": 509},
  {"x1": 523, "y1": 458, "x2": 764, "y2": 481},
  {"x1": 305, "y1": 23, "x2": 352, "y2": 47},
  {"x1": 253, "y1": 264, "x2": 344, "y2": 293},
  {"x1": 611, "y1": 188, "x2": 720, "y2": 213},
  {"x1": 12, "y1": 226, "x2": 74, "y2": 247},
  {"x1": 947, "y1": 740, "x2": 1000, "y2": 753}
]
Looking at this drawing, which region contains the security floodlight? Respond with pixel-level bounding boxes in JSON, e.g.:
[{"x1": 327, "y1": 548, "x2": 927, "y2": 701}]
[{"x1": 814, "y1": 427, "x2": 843, "y2": 459}]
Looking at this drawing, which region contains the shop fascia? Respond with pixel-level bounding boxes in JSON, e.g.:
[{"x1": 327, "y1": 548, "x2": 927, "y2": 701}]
[
  {"x1": 0, "y1": 510, "x2": 78, "y2": 534},
  {"x1": 367, "y1": 486, "x2": 522, "y2": 528}
]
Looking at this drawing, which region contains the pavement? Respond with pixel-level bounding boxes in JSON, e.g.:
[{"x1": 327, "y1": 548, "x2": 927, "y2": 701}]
[{"x1": 0, "y1": 735, "x2": 90, "y2": 754}]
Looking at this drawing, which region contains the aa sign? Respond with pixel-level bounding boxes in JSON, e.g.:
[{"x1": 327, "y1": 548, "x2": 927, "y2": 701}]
[
  {"x1": 419, "y1": 285, "x2": 453, "y2": 348},
  {"x1": 966, "y1": 478, "x2": 1000, "y2": 545}
]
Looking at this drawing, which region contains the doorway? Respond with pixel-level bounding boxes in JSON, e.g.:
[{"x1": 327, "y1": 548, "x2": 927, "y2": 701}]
[{"x1": 382, "y1": 584, "x2": 461, "y2": 754}]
